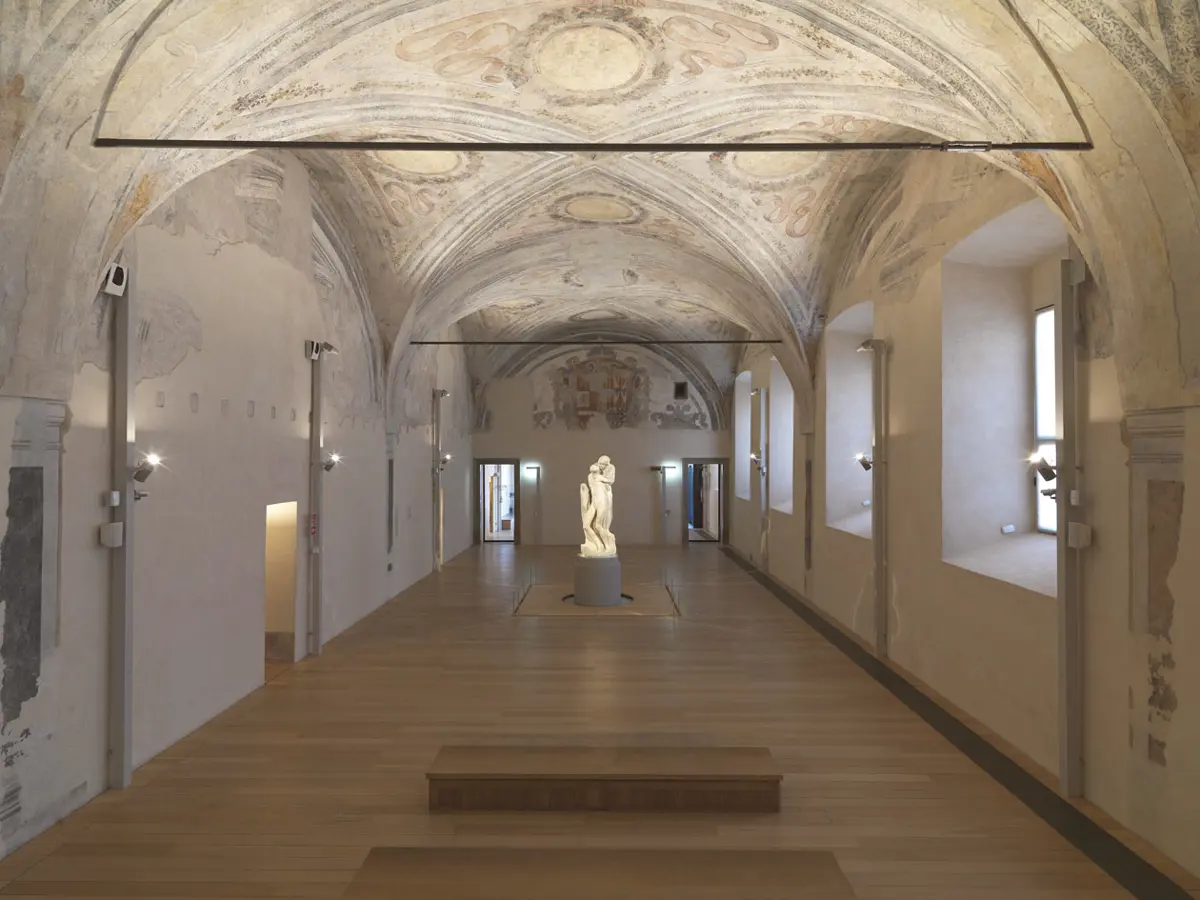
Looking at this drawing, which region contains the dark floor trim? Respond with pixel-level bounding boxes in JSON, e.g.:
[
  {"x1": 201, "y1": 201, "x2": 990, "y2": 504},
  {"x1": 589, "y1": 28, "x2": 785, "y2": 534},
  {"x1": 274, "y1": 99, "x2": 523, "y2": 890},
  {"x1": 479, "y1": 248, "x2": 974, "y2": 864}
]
[{"x1": 722, "y1": 547, "x2": 1192, "y2": 900}]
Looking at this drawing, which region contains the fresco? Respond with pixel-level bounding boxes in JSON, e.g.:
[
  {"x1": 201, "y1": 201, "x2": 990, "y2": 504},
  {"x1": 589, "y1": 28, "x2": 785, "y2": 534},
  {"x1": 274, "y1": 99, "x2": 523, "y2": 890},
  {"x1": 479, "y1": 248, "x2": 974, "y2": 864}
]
[{"x1": 530, "y1": 347, "x2": 711, "y2": 431}]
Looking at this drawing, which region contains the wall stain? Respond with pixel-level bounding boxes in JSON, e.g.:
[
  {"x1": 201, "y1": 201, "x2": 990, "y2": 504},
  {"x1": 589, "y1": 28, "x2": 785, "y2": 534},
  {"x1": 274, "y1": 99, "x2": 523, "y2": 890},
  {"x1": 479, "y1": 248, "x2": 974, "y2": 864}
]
[{"x1": 0, "y1": 467, "x2": 44, "y2": 726}]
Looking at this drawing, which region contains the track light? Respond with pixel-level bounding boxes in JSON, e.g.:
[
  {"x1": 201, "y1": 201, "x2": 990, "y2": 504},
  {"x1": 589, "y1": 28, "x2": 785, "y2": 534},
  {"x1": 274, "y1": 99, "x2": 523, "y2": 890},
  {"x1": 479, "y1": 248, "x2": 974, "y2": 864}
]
[
  {"x1": 855, "y1": 453, "x2": 873, "y2": 472},
  {"x1": 132, "y1": 452, "x2": 162, "y2": 483},
  {"x1": 322, "y1": 453, "x2": 342, "y2": 472},
  {"x1": 1029, "y1": 454, "x2": 1057, "y2": 482}
]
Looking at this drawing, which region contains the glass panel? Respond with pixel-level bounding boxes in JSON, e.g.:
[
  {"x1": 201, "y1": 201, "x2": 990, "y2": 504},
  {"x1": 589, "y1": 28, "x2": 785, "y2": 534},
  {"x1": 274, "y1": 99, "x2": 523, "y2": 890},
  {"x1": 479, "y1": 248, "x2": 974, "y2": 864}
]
[
  {"x1": 1035, "y1": 308, "x2": 1057, "y2": 439},
  {"x1": 1036, "y1": 441, "x2": 1058, "y2": 533}
]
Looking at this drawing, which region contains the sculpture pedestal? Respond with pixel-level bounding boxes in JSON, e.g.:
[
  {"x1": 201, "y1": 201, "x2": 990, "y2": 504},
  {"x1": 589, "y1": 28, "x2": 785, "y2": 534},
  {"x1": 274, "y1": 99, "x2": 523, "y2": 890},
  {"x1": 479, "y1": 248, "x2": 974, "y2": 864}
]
[{"x1": 571, "y1": 555, "x2": 625, "y2": 607}]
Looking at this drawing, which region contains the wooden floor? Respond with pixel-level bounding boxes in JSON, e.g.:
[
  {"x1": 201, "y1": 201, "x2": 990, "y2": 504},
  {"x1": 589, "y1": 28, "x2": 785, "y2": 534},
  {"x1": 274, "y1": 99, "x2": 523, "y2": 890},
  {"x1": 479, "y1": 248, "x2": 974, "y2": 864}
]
[{"x1": 0, "y1": 546, "x2": 1151, "y2": 898}]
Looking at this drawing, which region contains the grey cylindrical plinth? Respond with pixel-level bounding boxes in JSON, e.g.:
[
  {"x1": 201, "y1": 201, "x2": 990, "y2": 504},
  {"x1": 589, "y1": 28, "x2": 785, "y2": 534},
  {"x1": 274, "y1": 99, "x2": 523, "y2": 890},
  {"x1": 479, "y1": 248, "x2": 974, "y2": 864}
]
[{"x1": 573, "y1": 555, "x2": 623, "y2": 607}]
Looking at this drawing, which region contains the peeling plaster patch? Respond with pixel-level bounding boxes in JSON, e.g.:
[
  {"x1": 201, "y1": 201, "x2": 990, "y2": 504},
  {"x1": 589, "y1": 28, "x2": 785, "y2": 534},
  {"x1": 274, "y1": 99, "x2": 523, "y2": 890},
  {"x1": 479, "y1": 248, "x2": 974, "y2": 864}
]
[
  {"x1": 0, "y1": 75, "x2": 30, "y2": 190},
  {"x1": 1080, "y1": 273, "x2": 1115, "y2": 360},
  {"x1": 1148, "y1": 652, "x2": 1178, "y2": 719},
  {"x1": 0, "y1": 728, "x2": 30, "y2": 768},
  {"x1": 0, "y1": 467, "x2": 43, "y2": 725},
  {"x1": 0, "y1": 782, "x2": 19, "y2": 825},
  {"x1": 1146, "y1": 480, "x2": 1183, "y2": 640},
  {"x1": 1148, "y1": 735, "x2": 1168, "y2": 766}
]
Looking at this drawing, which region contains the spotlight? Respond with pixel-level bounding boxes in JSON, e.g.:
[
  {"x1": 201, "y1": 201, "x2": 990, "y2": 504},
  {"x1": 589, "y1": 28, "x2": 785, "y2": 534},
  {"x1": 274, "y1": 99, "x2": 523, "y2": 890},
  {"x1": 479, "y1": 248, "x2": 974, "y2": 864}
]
[
  {"x1": 1030, "y1": 454, "x2": 1057, "y2": 482},
  {"x1": 132, "y1": 453, "x2": 162, "y2": 483},
  {"x1": 855, "y1": 453, "x2": 873, "y2": 472},
  {"x1": 304, "y1": 340, "x2": 339, "y2": 360},
  {"x1": 750, "y1": 453, "x2": 767, "y2": 475},
  {"x1": 437, "y1": 389, "x2": 450, "y2": 398},
  {"x1": 322, "y1": 453, "x2": 342, "y2": 473},
  {"x1": 437, "y1": 452, "x2": 453, "y2": 472}
]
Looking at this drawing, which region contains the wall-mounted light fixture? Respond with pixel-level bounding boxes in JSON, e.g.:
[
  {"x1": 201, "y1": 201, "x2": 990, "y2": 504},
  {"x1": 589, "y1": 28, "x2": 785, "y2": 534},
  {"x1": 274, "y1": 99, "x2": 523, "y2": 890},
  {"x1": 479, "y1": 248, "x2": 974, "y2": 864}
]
[
  {"x1": 304, "y1": 339, "x2": 339, "y2": 360},
  {"x1": 749, "y1": 452, "x2": 767, "y2": 475},
  {"x1": 438, "y1": 452, "x2": 453, "y2": 472},
  {"x1": 750, "y1": 388, "x2": 762, "y2": 396},
  {"x1": 322, "y1": 453, "x2": 342, "y2": 473},
  {"x1": 1029, "y1": 454, "x2": 1057, "y2": 483},
  {"x1": 855, "y1": 453, "x2": 873, "y2": 472},
  {"x1": 132, "y1": 452, "x2": 162, "y2": 483},
  {"x1": 438, "y1": 389, "x2": 450, "y2": 398}
]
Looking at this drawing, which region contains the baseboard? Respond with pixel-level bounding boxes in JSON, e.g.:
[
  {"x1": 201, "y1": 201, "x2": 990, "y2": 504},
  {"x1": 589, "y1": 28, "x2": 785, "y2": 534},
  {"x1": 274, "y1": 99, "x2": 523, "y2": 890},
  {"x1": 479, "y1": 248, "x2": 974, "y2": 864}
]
[{"x1": 721, "y1": 546, "x2": 1195, "y2": 900}]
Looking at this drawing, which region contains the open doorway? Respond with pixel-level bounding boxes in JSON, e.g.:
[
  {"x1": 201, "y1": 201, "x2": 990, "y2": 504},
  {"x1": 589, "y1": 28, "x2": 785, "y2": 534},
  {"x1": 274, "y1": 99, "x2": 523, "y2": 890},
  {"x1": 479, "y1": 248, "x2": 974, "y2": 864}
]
[
  {"x1": 685, "y1": 462, "x2": 724, "y2": 543},
  {"x1": 477, "y1": 461, "x2": 519, "y2": 543},
  {"x1": 264, "y1": 501, "x2": 298, "y2": 682}
]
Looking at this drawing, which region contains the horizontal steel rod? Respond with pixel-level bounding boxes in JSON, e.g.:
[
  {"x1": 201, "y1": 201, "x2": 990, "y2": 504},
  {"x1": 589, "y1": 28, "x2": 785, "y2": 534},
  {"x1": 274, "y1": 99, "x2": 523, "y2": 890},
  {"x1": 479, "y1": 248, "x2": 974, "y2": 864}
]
[
  {"x1": 411, "y1": 340, "x2": 783, "y2": 346},
  {"x1": 92, "y1": 137, "x2": 1094, "y2": 153}
]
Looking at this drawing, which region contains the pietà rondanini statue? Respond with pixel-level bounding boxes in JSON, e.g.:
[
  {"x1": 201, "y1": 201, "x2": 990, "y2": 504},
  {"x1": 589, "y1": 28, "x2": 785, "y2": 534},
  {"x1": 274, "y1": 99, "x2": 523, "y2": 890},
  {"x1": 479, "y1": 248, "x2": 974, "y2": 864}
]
[{"x1": 580, "y1": 455, "x2": 617, "y2": 557}]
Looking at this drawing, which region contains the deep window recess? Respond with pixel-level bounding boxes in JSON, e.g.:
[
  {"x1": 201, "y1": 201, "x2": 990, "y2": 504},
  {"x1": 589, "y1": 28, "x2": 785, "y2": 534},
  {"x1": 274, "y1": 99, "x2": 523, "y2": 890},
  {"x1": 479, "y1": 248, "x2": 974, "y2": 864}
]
[{"x1": 1034, "y1": 306, "x2": 1058, "y2": 534}]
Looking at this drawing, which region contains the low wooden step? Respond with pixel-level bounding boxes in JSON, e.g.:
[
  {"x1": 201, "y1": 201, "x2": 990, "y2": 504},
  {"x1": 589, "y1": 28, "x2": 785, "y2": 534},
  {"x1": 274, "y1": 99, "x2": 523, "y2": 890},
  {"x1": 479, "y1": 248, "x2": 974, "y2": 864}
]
[
  {"x1": 344, "y1": 848, "x2": 855, "y2": 899},
  {"x1": 426, "y1": 745, "x2": 782, "y2": 812}
]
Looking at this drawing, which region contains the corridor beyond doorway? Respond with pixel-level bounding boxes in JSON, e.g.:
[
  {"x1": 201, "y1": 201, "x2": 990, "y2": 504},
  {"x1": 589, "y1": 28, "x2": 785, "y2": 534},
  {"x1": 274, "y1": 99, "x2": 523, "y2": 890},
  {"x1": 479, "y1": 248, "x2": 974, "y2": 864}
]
[
  {"x1": 478, "y1": 461, "x2": 517, "y2": 543},
  {"x1": 686, "y1": 461, "x2": 724, "y2": 543}
]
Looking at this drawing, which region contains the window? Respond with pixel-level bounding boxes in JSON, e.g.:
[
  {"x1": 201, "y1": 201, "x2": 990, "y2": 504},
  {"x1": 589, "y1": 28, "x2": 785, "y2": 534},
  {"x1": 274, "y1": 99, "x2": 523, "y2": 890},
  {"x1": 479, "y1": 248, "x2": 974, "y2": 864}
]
[{"x1": 1034, "y1": 306, "x2": 1057, "y2": 533}]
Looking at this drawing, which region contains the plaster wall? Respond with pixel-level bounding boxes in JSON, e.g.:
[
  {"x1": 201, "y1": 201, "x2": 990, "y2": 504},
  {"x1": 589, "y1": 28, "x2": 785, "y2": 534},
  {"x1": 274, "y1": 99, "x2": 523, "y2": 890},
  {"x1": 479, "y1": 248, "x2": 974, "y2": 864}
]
[
  {"x1": 811, "y1": 334, "x2": 874, "y2": 640},
  {"x1": 941, "y1": 261, "x2": 1033, "y2": 556},
  {"x1": 0, "y1": 383, "x2": 109, "y2": 857},
  {"x1": 824, "y1": 331, "x2": 874, "y2": 529},
  {"x1": 473, "y1": 377, "x2": 726, "y2": 547},
  {"x1": 729, "y1": 352, "x2": 809, "y2": 598}
]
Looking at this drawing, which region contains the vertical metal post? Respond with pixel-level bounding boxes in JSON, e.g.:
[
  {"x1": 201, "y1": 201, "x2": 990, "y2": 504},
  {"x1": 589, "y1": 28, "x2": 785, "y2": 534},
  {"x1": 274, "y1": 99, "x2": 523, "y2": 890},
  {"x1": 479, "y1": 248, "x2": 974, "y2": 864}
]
[
  {"x1": 432, "y1": 389, "x2": 444, "y2": 571},
  {"x1": 659, "y1": 469, "x2": 669, "y2": 544},
  {"x1": 107, "y1": 275, "x2": 136, "y2": 790},
  {"x1": 307, "y1": 353, "x2": 324, "y2": 657},
  {"x1": 866, "y1": 339, "x2": 889, "y2": 658},
  {"x1": 1058, "y1": 251, "x2": 1085, "y2": 796}
]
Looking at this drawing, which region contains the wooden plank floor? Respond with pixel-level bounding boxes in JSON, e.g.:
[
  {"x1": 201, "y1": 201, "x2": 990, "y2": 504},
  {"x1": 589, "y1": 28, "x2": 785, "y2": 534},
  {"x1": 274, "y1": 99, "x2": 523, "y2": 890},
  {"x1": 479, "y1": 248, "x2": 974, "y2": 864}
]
[{"x1": 0, "y1": 545, "x2": 1153, "y2": 899}]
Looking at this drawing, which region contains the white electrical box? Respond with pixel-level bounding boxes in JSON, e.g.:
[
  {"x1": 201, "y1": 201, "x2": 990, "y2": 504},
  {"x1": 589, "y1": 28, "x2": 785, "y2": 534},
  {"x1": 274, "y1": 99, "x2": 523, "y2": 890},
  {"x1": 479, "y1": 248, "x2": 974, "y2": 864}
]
[
  {"x1": 1001, "y1": 524, "x2": 1016, "y2": 534},
  {"x1": 1067, "y1": 522, "x2": 1093, "y2": 549},
  {"x1": 1070, "y1": 489, "x2": 1082, "y2": 506},
  {"x1": 99, "y1": 522, "x2": 124, "y2": 548},
  {"x1": 103, "y1": 491, "x2": 121, "y2": 508}
]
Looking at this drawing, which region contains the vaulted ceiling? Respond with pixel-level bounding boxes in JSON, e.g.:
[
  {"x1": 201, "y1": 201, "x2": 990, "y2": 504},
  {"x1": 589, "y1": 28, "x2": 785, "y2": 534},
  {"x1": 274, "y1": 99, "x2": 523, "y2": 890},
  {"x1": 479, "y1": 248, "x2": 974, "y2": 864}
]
[{"x1": 60, "y1": 0, "x2": 1097, "y2": 393}]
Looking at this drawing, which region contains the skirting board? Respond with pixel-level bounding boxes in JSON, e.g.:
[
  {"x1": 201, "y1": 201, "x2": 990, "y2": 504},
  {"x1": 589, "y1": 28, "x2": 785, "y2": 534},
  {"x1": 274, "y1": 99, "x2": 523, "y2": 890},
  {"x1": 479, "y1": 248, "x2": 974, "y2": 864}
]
[{"x1": 721, "y1": 545, "x2": 1193, "y2": 900}]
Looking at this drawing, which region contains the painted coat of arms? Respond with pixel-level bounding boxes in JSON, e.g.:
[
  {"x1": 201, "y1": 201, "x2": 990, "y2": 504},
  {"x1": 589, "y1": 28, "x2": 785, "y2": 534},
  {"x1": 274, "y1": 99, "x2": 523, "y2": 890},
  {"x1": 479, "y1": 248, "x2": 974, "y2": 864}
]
[{"x1": 543, "y1": 348, "x2": 651, "y2": 430}]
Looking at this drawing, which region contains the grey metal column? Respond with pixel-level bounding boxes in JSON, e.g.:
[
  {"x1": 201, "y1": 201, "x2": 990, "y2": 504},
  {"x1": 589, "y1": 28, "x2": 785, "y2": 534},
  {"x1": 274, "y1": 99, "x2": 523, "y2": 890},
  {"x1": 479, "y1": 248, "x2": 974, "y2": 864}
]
[
  {"x1": 432, "y1": 389, "x2": 445, "y2": 571},
  {"x1": 107, "y1": 272, "x2": 136, "y2": 789},
  {"x1": 863, "y1": 339, "x2": 889, "y2": 658},
  {"x1": 306, "y1": 351, "x2": 324, "y2": 657},
  {"x1": 1058, "y1": 251, "x2": 1086, "y2": 797}
]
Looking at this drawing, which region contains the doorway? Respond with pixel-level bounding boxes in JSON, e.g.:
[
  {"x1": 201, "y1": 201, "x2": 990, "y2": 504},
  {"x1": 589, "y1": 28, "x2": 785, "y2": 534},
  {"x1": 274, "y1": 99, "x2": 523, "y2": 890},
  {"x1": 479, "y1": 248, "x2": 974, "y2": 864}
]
[
  {"x1": 264, "y1": 501, "x2": 298, "y2": 681},
  {"x1": 685, "y1": 461, "x2": 725, "y2": 543},
  {"x1": 477, "y1": 461, "x2": 519, "y2": 543}
]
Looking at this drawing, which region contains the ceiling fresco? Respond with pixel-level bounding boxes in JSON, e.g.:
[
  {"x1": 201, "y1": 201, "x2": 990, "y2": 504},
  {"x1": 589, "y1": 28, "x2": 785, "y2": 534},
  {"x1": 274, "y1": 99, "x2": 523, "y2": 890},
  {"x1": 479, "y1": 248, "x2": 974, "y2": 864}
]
[
  {"x1": 86, "y1": 0, "x2": 1091, "y2": 401},
  {"x1": 3, "y1": 0, "x2": 1198, "y2": 413}
]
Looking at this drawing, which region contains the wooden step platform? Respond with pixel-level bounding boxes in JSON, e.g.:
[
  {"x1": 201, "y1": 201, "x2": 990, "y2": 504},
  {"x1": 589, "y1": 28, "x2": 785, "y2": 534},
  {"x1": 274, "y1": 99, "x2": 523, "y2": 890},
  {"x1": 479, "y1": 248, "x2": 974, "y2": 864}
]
[
  {"x1": 427, "y1": 745, "x2": 782, "y2": 812},
  {"x1": 344, "y1": 848, "x2": 855, "y2": 899}
]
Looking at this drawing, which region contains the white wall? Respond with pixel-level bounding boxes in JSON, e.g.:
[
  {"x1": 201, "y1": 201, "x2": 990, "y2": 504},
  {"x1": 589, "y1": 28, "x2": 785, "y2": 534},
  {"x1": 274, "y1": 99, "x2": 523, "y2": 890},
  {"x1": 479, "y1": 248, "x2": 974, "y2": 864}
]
[
  {"x1": 474, "y1": 377, "x2": 726, "y2": 547},
  {"x1": 0, "y1": 151, "x2": 464, "y2": 856},
  {"x1": 941, "y1": 261, "x2": 1033, "y2": 556},
  {"x1": 824, "y1": 330, "x2": 874, "y2": 529}
]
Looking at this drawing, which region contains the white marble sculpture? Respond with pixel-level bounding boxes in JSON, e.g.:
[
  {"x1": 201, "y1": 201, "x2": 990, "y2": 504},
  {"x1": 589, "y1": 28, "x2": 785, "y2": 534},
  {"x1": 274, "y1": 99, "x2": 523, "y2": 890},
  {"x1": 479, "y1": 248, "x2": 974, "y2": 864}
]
[{"x1": 580, "y1": 455, "x2": 617, "y2": 557}]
